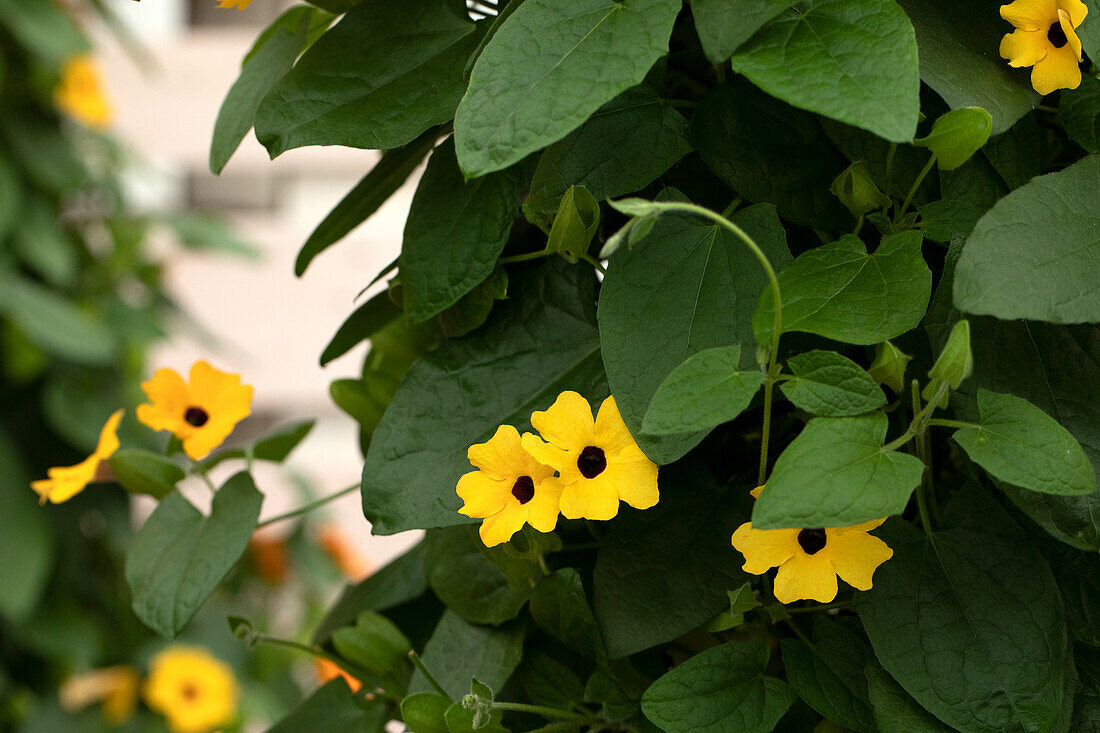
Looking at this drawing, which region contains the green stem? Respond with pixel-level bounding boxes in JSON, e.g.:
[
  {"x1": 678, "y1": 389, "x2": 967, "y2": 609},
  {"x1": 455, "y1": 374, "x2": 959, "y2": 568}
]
[
  {"x1": 254, "y1": 635, "x2": 397, "y2": 700},
  {"x1": 523, "y1": 715, "x2": 603, "y2": 733},
  {"x1": 783, "y1": 616, "x2": 813, "y2": 646},
  {"x1": 191, "y1": 460, "x2": 218, "y2": 493},
  {"x1": 579, "y1": 253, "x2": 606, "y2": 274},
  {"x1": 256, "y1": 483, "x2": 359, "y2": 528},
  {"x1": 500, "y1": 249, "x2": 551, "y2": 265},
  {"x1": 767, "y1": 599, "x2": 850, "y2": 615},
  {"x1": 492, "y1": 702, "x2": 588, "y2": 721},
  {"x1": 409, "y1": 651, "x2": 451, "y2": 700},
  {"x1": 915, "y1": 470, "x2": 935, "y2": 538},
  {"x1": 853, "y1": 213, "x2": 864, "y2": 237},
  {"x1": 883, "y1": 381, "x2": 950, "y2": 452},
  {"x1": 894, "y1": 154, "x2": 936, "y2": 225},
  {"x1": 911, "y1": 381, "x2": 935, "y2": 537},
  {"x1": 927, "y1": 418, "x2": 981, "y2": 430},
  {"x1": 721, "y1": 197, "x2": 743, "y2": 218},
  {"x1": 883, "y1": 142, "x2": 897, "y2": 200}
]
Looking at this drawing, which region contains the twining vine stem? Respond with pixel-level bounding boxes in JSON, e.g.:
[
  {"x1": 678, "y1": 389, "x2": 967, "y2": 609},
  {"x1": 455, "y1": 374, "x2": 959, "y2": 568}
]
[
  {"x1": 408, "y1": 651, "x2": 450, "y2": 700},
  {"x1": 894, "y1": 153, "x2": 937, "y2": 225},
  {"x1": 255, "y1": 483, "x2": 360, "y2": 528}
]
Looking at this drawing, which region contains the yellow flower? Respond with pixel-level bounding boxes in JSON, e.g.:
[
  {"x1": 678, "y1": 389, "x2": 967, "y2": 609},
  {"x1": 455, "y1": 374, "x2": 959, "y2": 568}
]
[
  {"x1": 1000, "y1": 0, "x2": 1088, "y2": 95},
  {"x1": 732, "y1": 486, "x2": 893, "y2": 604},
  {"x1": 143, "y1": 646, "x2": 238, "y2": 733},
  {"x1": 136, "y1": 361, "x2": 253, "y2": 460},
  {"x1": 520, "y1": 392, "x2": 658, "y2": 521},
  {"x1": 216, "y1": 0, "x2": 253, "y2": 8},
  {"x1": 31, "y1": 410, "x2": 123, "y2": 505},
  {"x1": 457, "y1": 425, "x2": 564, "y2": 546},
  {"x1": 55, "y1": 56, "x2": 112, "y2": 129},
  {"x1": 59, "y1": 666, "x2": 140, "y2": 725}
]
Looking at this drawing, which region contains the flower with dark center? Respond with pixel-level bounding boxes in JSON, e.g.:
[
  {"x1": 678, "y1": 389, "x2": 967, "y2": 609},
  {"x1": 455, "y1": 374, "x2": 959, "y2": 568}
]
[
  {"x1": 999, "y1": 0, "x2": 1088, "y2": 95},
  {"x1": 143, "y1": 645, "x2": 238, "y2": 733},
  {"x1": 511, "y1": 475, "x2": 535, "y2": 504},
  {"x1": 577, "y1": 446, "x2": 607, "y2": 478},
  {"x1": 184, "y1": 407, "x2": 209, "y2": 427},
  {"x1": 797, "y1": 528, "x2": 828, "y2": 555}
]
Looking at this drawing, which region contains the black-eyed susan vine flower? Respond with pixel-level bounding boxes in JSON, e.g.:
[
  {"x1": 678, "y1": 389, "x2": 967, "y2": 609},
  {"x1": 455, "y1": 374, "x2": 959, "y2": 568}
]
[
  {"x1": 55, "y1": 56, "x2": 112, "y2": 129},
  {"x1": 217, "y1": 0, "x2": 253, "y2": 8},
  {"x1": 31, "y1": 409, "x2": 123, "y2": 505},
  {"x1": 521, "y1": 391, "x2": 658, "y2": 521},
  {"x1": 732, "y1": 486, "x2": 893, "y2": 604},
  {"x1": 59, "y1": 666, "x2": 140, "y2": 725},
  {"x1": 143, "y1": 646, "x2": 238, "y2": 733},
  {"x1": 136, "y1": 360, "x2": 252, "y2": 460},
  {"x1": 457, "y1": 425, "x2": 564, "y2": 546},
  {"x1": 1000, "y1": 0, "x2": 1089, "y2": 95}
]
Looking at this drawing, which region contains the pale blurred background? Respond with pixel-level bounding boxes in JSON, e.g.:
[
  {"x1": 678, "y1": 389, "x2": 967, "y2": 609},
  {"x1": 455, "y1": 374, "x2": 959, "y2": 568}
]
[{"x1": 95, "y1": 0, "x2": 422, "y2": 569}]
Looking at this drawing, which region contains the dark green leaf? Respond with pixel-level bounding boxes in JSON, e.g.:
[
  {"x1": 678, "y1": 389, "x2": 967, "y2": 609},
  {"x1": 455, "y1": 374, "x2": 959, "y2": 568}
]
[
  {"x1": 255, "y1": 0, "x2": 476, "y2": 157},
  {"x1": 586, "y1": 669, "x2": 641, "y2": 721},
  {"x1": 125, "y1": 472, "x2": 263, "y2": 637},
  {"x1": 438, "y1": 268, "x2": 509, "y2": 339},
  {"x1": 402, "y1": 693, "x2": 451, "y2": 733},
  {"x1": 2, "y1": 115, "x2": 86, "y2": 193},
  {"x1": 754, "y1": 231, "x2": 932, "y2": 346},
  {"x1": 517, "y1": 651, "x2": 586, "y2": 710},
  {"x1": 13, "y1": 197, "x2": 76, "y2": 287},
  {"x1": 782, "y1": 617, "x2": 874, "y2": 732},
  {"x1": 641, "y1": 642, "x2": 795, "y2": 733},
  {"x1": 780, "y1": 350, "x2": 887, "y2": 417},
  {"x1": 320, "y1": 290, "x2": 403, "y2": 366},
  {"x1": 1059, "y1": 74, "x2": 1100, "y2": 154},
  {"x1": 408, "y1": 610, "x2": 524, "y2": 699},
  {"x1": 424, "y1": 526, "x2": 530, "y2": 626},
  {"x1": 918, "y1": 199, "x2": 983, "y2": 243},
  {"x1": 0, "y1": 274, "x2": 119, "y2": 365},
  {"x1": 689, "y1": 0, "x2": 789, "y2": 64},
  {"x1": 729, "y1": 0, "x2": 920, "y2": 142},
  {"x1": 529, "y1": 568, "x2": 607, "y2": 665},
  {"x1": 983, "y1": 114, "x2": 1045, "y2": 190},
  {"x1": 109, "y1": 450, "x2": 185, "y2": 500},
  {"x1": 0, "y1": 0, "x2": 89, "y2": 64},
  {"x1": 454, "y1": 0, "x2": 681, "y2": 177},
  {"x1": 864, "y1": 658, "x2": 953, "y2": 733},
  {"x1": 0, "y1": 431, "x2": 54, "y2": 622},
  {"x1": 954, "y1": 154, "x2": 1100, "y2": 323},
  {"x1": 269, "y1": 679, "x2": 387, "y2": 733},
  {"x1": 332, "y1": 611, "x2": 413, "y2": 675},
  {"x1": 0, "y1": 156, "x2": 21, "y2": 242},
  {"x1": 642, "y1": 345, "x2": 764, "y2": 435},
  {"x1": 752, "y1": 412, "x2": 925, "y2": 529},
  {"x1": 599, "y1": 199, "x2": 790, "y2": 463},
  {"x1": 914, "y1": 107, "x2": 993, "y2": 170},
  {"x1": 444, "y1": 703, "x2": 509, "y2": 733}
]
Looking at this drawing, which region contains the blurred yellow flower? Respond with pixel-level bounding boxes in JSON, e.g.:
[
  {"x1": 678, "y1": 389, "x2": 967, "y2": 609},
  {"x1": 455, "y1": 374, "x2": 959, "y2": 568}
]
[
  {"x1": 59, "y1": 666, "x2": 139, "y2": 725},
  {"x1": 458, "y1": 425, "x2": 563, "y2": 546},
  {"x1": 521, "y1": 392, "x2": 657, "y2": 521},
  {"x1": 144, "y1": 646, "x2": 238, "y2": 733},
  {"x1": 732, "y1": 486, "x2": 893, "y2": 604},
  {"x1": 999, "y1": 0, "x2": 1088, "y2": 94},
  {"x1": 217, "y1": 0, "x2": 253, "y2": 8},
  {"x1": 55, "y1": 56, "x2": 112, "y2": 129},
  {"x1": 31, "y1": 410, "x2": 123, "y2": 504},
  {"x1": 136, "y1": 361, "x2": 252, "y2": 460}
]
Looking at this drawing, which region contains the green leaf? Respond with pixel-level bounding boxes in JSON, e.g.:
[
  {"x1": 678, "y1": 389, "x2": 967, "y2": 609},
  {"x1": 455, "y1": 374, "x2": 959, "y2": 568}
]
[
  {"x1": 269, "y1": 679, "x2": 387, "y2": 733},
  {"x1": 444, "y1": 702, "x2": 509, "y2": 733},
  {"x1": 0, "y1": 155, "x2": 21, "y2": 242},
  {"x1": 313, "y1": 542, "x2": 427, "y2": 644},
  {"x1": 0, "y1": 274, "x2": 119, "y2": 366},
  {"x1": 545, "y1": 186, "x2": 601, "y2": 263},
  {"x1": 320, "y1": 290, "x2": 403, "y2": 366},
  {"x1": 780, "y1": 350, "x2": 887, "y2": 417},
  {"x1": 332, "y1": 611, "x2": 413, "y2": 675},
  {"x1": 401, "y1": 139, "x2": 522, "y2": 322},
  {"x1": 983, "y1": 114, "x2": 1045, "y2": 190},
  {"x1": 517, "y1": 651, "x2": 586, "y2": 710},
  {"x1": 438, "y1": 268, "x2": 509, "y2": 339},
  {"x1": 954, "y1": 154, "x2": 1100, "y2": 324},
  {"x1": 200, "y1": 419, "x2": 315, "y2": 470},
  {"x1": 642, "y1": 345, "x2": 764, "y2": 435},
  {"x1": 529, "y1": 568, "x2": 607, "y2": 665},
  {"x1": 586, "y1": 669, "x2": 643, "y2": 721},
  {"x1": 864, "y1": 658, "x2": 953, "y2": 733},
  {"x1": 402, "y1": 693, "x2": 451, "y2": 733},
  {"x1": 423, "y1": 526, "x2": 530, "y2": 626},
  {"x1": 752, "y1": 412, "x2": 925, "y2": 529},
  {"x1": 688, "y1": 0, "x2": 789, "y2": 64},
  {"x1": 408, "y1": 611, "x2": 524, "y2": 699},
  {"x1": 210, "y1": 7, "x2": 317, "y2": 173},
  {"x1": 915, "y1": 107, "x2": 993, "y2": 171},
  {"x1": 1058, "y1": 74, "x2": 1100, "y2": 154},
  {"x1": 729, "y1": 0, "x2": 920, "y2": 143},
  {"x1": 599, "y1": 199, "x2": 791, "y2": 463},
  {"x1": 953, "y1": 390, "x2": 1095, "y2": 496},
  {"x1": 754, "y1": 231, "x2": 932, "y2": 346},
  {"x1": 13, "y1": 197, "x2": 76, "y2": 287},
  {"x1": 856, "y1": 486, "x2": 1068, "y2": 733},
  {"x1": 454, "y1": 0, "x2": 681, "y2": 177},
  {"x1": 0, "y1": 0, "x2": 89, "y2": 65},
  {"x1": 918, "y1": 199, "x2": 983, "y2": 243},
  {"x1": 925, "y1": 319, "x2": 973, "y2": 399},
  {"x1": 362, "y1": 261, "x2": 605, "y2": 534},
  {"x1": 109, "y1": 450, "x2": 185, "y2": 500},
  {"x1": 594, "y1": 473, "x2": 747, "y2": 658},
  {"x1": 527, "y1": 85, "x2": 692, "y2": 213},
  {"x1": 691, "y1": 78, "x2": 851, "y2": 228},
  {"x1": 0, "y1": 431, "x2": 54, "y2": 623},
  {"x1": 894, "y1": 0, "x2": 1038, "y2": 134},
  {"x1": 641, "y1": 642, "x2": 795, "y2": 733},
  {"x1": 125, "y1": 472, "x2": 263, "y2": 637},
  {"x1": 830, "y1": 161, "x2": 891, "y2": 218},
  {"x1": 296, "y1": 129, "x2": 437, "y2": 276},
  {"x1": 781, "y1": 617, "x2": 874, "y2": 732},
  {"x1": 255, "y1": 0, "x2": 477, "y2": 157},
  {"x1": 2, "y1": 114, "x2": 87, "y2": 193},
  {"x1": 867, "y1": 341, "x2": 911, "y2": 394},
  {"x1": 163, "y1": 212, "x2": 258, "y2": 258}
]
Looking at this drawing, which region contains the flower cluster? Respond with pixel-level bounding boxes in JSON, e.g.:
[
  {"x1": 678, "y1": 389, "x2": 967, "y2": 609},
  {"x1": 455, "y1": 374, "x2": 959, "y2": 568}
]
[
  {"x1": 1000, "y1": 0, "x2": 1088, "y2": 94},
  {"x1": 457, "y1": 391, "x2": 659, "y2": 547}
]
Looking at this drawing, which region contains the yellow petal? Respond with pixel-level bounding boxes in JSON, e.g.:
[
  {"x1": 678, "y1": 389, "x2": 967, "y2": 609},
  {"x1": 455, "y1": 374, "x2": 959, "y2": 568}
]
[
  {"x1": 732, "y1": 522, "x2": 800, "y2": 574},
  {"x1": 181, "y1": 418, "x2": 238, "y2": 460},
  {"x1": 1059, "y1": 0, "x2": 1088, "y2": 27},
  {"x1": 1031, "y1": 44, "x2": 1083, "y2": 94},
  {"x1": 559, "y1": 475, "x2": 620, "y2": 520},
  {"x1": 479, "y1": 502, "x2": 527, "y2": 547},
  {"x1": 137, "y1": 368, "x2": 190, "y2": 432},
  {"x1": 773, "y1": 552, "x2": 839, "y2": 604},
  {"x1": 749, "y1": 485, "x2": 765, "y2": 499},
  {"x1": 94, "y1": 409, "x2": 124, "y2": 459},
  {"x1": 1001, "y1": 0, "x2": 1059, "y2": 30},
  {"x1": 32, "y1": 456, "x2": 99, "y2": 504},
  {"x1": 530, "y1": 391, "x2": 596, "y2": 453},
  {"x1": 1060, "y1": 9, "x2": 1084, "y2": 59},
  {"x1": 593, "y1": 395, "x2": 638, "y2": 455},
  {"x1": 1000, "y1": 28, "x2": 1050, "y2": 66},
  {"x1": 457, "y1": 471, "x2": 511, "y2": 519},
  {"x1": 835, "y1": 517, "x2": 887, "y2": 535},
  {"x1": 189, "y1": 360, "x2": 252, "y2": 422},
  {"x1": 603, "y1": 448, "x2": 659, "y2": 510},
  {"x1": 526, "y1": 476, "x2": 564, "y2": 533},
  {"x1": 520, "y1": 433, "x2": 572, "y2": 476},
  {"x1": 468, "y1": 425, "x2": 528, "y2": 480},
  {"x1": 822, "y1": 528, "x2": 894, "y2": 591}
]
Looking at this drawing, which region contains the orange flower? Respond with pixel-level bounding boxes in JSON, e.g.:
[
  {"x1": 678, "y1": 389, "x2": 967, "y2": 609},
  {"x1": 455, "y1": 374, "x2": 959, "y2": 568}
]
[
  {"x1": 319, "y1": 524, "x2": 372, "y2": 580},
  {"x1": 315, "y1": 658, "x2": 362, "y2": 692},
  {"x1": 248, "y1": 535, "x2": 289, "y2": 586}
]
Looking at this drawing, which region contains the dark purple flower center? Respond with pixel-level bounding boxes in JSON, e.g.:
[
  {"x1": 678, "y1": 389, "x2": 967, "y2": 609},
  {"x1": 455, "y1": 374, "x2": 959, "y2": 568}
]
[
  {"x1": 511, "y1": 475, "x2": 535, "y2": 504},
  {"x1": 184, "y1": 407, "x2": 209, "y2": 427},
  {"x1": 1049, "y1": 21, "x2": 1069, "y2": 48},
  {"x1": 577, "y1": 446, "x2": 607, "y2": 479},
  {"x1": 797, "y1": 528, "x2": 828, "y2": 555}
]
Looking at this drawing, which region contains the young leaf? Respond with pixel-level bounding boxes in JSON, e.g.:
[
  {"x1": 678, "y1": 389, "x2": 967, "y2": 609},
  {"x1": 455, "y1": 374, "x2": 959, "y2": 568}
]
[
  {"x1": 925, "y1": 319, "x2": 972, "y2": 401},
  {"x1": 408, "y1": 611, "x2": 524, "y2": 699},
  {"x1": 125, "y1": 473, "x2": 263, "y2": 637},
  {"x1": 867, "y1": 341, "x2": 911, "y2": 394},
  {"x1": 331, "y1": 611, "x2": 412, "y2": 675},
  {"x1": 545, "y1": 186, "x2": 601, "y2": 263},
  {"x1": 320, "y1": 289, "x2": 403, "y2": 366},
  {"x1": 954, "y1": 154, "x2": 1100, "y2": 324},
  {"x1": 782, "y1": 617, "x2": 875, "y2": 732},
  {"x1": 642, "y1": 345, "x2": 764, "y2": 435},
  {"x1": 830, "y1": 161, "x2": 891, "y2": 218},
  {"x1": 752, "y1": 412, "x2": 925, "y2": 529},
  {"x1": 779, "y1": 350, "x2": 887, "y2": 417},
  {"x1": 729, "y1": 0, "x2": 920, "y2": 143},
  {"x1": 454, "y1": 0, "x2": 681, "y2": 177},
  {"x1": 109, "y1": 449, "x2": 185, "y2": 500},
  {"x1": 953, "y1": 390, "x2": 1095, "y2": 496},
  {"x1": 401, "y1": 139, "x2": 522, "y2": 323},
  {"x1": 529, "y1": 568, "x2": 607, "y2": 666},
  {"x1": 443, "y1": 702, "x2": 508, "y2": 733},
  {"x1": 688, "y1": 0, "x2": 789, "y2": 64},
  {"x1": 914, "y1": 107, "x2": 993, "y2": 171},
  {"x1": 754, "y1": 231, "x2": 932, "y2": 346},
  {"x1": 254, "y1": 0, "x2": 477, "y2": 157},
  {"x1": 641, "y1": 642, "x2": 795, "y2": 733},
  {"x1": 402, "y1": 693, "x2": 451, "y2": 733},
  {"x1": 423, "y1": 526, "x2": 530, "y2": 626},
  {"x1": 269, "y1": 679, "x2": 388, "y2": 733}
]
